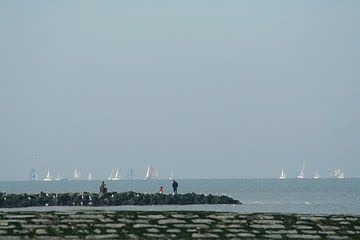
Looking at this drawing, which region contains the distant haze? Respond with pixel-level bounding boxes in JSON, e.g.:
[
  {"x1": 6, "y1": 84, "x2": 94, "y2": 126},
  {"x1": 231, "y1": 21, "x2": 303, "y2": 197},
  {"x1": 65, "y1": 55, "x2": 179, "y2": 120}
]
[{"x1": 0, "y1": 1, "x2": 359, "y2": 180}]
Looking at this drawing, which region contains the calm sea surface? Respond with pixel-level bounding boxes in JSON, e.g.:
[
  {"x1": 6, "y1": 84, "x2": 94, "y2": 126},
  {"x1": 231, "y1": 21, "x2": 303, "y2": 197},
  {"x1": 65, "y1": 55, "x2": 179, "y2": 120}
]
[{"x1": 0, "y1": 179, "x2": 359, "y2": 214}]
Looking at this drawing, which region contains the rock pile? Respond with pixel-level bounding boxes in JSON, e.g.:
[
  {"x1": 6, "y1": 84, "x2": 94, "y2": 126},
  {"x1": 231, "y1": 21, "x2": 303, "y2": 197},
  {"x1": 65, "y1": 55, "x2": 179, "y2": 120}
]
[{"x1": 0, "y1": 192, "x2": 240, "y2": 208}]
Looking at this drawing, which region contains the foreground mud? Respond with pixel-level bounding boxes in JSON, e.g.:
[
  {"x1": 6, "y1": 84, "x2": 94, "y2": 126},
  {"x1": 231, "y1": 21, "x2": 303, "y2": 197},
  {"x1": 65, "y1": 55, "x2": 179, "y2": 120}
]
[{"x1": 0, "y1": 210, "x2": 359, "y2": 239}]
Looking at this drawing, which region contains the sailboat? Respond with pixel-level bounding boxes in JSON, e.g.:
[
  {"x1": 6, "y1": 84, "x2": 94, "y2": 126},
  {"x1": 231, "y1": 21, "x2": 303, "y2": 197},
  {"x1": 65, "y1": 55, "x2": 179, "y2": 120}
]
[
  {"x1": 108, "y1": 168, "x2": 121, "y2": 180},
  {"x1": 145, "y1": 164, "x2": 154, "y2": 180},
  {"x1": 43, "y1": 169, "x2": 52, "y2": 181},
  {"x1": 73, "y1": 168, "x2": 81, "y2": 180},
  {"x1": 169, "y1": 172, "x2": 174, "y2": 180},
  {"x1": 314, "y1": 170, "x2": 320, "y2": 179},
  {"x1": 88, "y1": 173, "x2": 92, "y2": 181},
  {"x1": 126, "y1": 168, "x2": 134, "y2": 180},
  {"x1": 335, "y1": 168, "x2": 345, "y2": 179},
  {"x1": 297, "y1": 161, "x2": 305, "y2": 179},
  {"x1": 55, "y1": 173, "x2": 67, "y2": 181},
  {"x1": 144, "y1": 164, "x2": 159, "y2": 180},
  {"x1": 279, "y1": 169, "x2": 286, "y2": 179},
  {"x1": 28, "y1": 169, "x2": 38, "y2": 181}
]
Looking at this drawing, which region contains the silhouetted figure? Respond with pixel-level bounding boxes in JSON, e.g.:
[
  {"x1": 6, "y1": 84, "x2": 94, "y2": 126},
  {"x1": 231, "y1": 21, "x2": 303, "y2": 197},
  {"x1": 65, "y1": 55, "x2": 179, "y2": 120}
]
[
  {"x1": 159, "y1": 186, "x2": 164, "y2": 194},
  {"x1": 172, "y1": 180, "x2": 178, "y2": 195},
  {"x1": 100, "y1": 181, "x2": 107, "y2": 194}
]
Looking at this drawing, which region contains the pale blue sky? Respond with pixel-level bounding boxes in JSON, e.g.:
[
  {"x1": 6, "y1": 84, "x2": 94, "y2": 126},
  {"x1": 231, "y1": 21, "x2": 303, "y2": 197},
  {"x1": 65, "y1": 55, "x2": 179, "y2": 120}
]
[{"x1": 0, "y1": 1, "x2": 359, "y2": 180}]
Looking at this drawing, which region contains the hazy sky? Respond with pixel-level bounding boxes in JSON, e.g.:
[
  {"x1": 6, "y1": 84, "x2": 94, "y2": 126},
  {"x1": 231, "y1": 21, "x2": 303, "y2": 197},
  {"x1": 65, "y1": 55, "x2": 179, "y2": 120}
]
[{"x1": 1, "y1": 1, "x2": 359, "y2": 180}]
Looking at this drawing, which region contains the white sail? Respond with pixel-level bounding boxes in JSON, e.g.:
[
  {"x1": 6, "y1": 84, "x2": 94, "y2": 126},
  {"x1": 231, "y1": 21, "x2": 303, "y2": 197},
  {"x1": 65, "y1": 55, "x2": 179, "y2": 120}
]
[
  {"x1": 108, "y1": 169, "x2": 115, "y2": 180},
  {"x1": 297, "y1": 161, "x2": 305, "y2": 179},
  {"x1": 43, "y1": 169, "x2": 52, "y2": 181},
  {"x1": 127, "y1": 168, "x2": 134, "y2": 179},
  {"x1": 114, "y1": 168, "x2": 121, "y2": 180},
  {"x1": 145, "y1": 164, "x2": 159, "y2": 180},
  {"x1": 314, "y1": 170, "x2": 320, "y2": 179},
  {"x1": 145, "y1": 165, "x2": 152, "y2": 179},
  {"x1": 88, "y1": 173, "x2": 92, "y2": 181},
  {"x1": 337, "y1": 169, "x2": 345, "y2": 179},
  {"x1": 279, "y1": 169, "x2": 286, "y2": 179},
  {"x1": 73, "y1": 168, "x2": 80, "y2": 180},
  {"x1": 108, "y1": 168, "x2": 121, "y2": 180},
  {"x1": 29, "y1": 169, "x2": 38, "y2": 181},
  {"x1": 334, "y1": 168, "x2": 345, "y2": 179}
]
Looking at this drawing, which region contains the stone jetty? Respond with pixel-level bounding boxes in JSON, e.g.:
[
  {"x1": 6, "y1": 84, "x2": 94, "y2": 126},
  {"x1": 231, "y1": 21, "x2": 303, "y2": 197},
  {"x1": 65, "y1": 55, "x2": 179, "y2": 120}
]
[
  {"x1": 0, "y1": 210, "x2": 359, "y2": 239},
  {"x1": 0, "y1": 192, "x2": 240, "y2": 208}
]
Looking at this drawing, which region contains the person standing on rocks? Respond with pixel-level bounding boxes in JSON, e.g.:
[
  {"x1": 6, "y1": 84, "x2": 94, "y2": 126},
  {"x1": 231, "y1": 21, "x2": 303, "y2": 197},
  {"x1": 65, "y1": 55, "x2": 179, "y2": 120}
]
[
  {"x1": 100, "y1": 181, "x2": 107, "y2": 194},
  {"x1": 172, "y1": 180, "x2": 178, "y2": 195},
  {"x1": 159, "y1": 186, "x2": 164, "y2": 194}
]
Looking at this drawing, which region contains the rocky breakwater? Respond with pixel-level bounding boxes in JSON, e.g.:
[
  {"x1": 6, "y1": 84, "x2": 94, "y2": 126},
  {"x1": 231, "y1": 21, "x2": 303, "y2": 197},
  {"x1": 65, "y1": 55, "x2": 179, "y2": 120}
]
[
  {"x1": 0, "y1": 211, "x2": 359, "y2": 239},
  {"x1": 0, "y1": 192, "x2": 240, "y2": 208}
]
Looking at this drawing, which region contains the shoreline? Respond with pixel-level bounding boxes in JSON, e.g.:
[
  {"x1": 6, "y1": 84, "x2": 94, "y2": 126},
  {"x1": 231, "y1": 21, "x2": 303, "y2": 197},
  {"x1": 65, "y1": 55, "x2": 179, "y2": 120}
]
[
  {"x1": 0, "y1": 205, "x2": 356, "y2": 216},
  {"x1": 0, "y1": 210, "x2": 358, "y2": 239}
]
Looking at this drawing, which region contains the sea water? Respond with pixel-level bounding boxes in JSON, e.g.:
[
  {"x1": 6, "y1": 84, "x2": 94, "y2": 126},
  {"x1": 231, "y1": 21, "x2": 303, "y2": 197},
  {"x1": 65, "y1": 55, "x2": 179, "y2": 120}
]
[{"x1": 0, "y1": 179, "x2": 359, "y2": 214}]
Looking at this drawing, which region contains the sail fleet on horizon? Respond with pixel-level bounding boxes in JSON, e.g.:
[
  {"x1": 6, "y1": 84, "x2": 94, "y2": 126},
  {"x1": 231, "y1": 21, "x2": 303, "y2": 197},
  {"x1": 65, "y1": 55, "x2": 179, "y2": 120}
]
[
  {"x1": 29, "y1": 164, "x2": 346, "y2": 181},
  {"x1": 28, "y1": 164, "x2": 163, "y2": 181},
  {"x1": 278, "y1": 161, "x2": 345, "y2": 179}
]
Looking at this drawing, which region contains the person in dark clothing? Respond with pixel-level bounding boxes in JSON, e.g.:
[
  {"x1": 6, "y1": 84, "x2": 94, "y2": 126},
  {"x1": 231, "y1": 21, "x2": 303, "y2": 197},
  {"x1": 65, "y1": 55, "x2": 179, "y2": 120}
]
[
  {"x1": 100, "y1": 181, "x2": 107, "y2": 194},
  {"x1": 172, "y1": 180, "x2": 178, "y2": 195}
]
